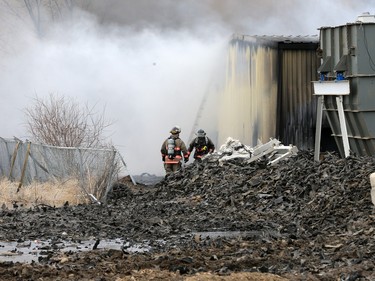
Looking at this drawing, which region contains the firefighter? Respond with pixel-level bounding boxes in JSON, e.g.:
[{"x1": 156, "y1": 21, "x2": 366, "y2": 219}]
[
  {"x1": 161, "y1": 126, "x2": 189, "y2": 175},
  {"x1": 187, "y1": 129, "x2": 215, "y2": 161}
]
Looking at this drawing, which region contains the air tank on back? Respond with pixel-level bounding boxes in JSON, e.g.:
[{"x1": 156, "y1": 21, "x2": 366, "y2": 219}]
[{"x1": 317, "y1": 13, "x2": 375, "y2": 156}]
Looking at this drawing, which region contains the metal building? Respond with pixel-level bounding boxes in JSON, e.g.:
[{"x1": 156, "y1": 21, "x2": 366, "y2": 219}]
[
  {"x1": 316, "y1": 13, "x2": 375, "y2": 157},
  {"x1": 218, "y1": 34, "x2": 323, "y2": 150}
]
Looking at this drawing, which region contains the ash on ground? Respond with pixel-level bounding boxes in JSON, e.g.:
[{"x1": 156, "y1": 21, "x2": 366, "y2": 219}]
[{"x1": 0, "y1": 139, "x2": 375, "y2": 281}]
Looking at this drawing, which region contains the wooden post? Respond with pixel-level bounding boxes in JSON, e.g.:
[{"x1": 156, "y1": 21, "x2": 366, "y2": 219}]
[
  {"x1": 17, "y1": 142, "x2": 31, "y2": 192},
  {"x1": 9, "y1": 141, "x2": 20, "y2": 180}
]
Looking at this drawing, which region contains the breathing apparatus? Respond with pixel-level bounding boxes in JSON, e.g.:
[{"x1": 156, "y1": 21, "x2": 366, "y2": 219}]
[{"x1": 167, "y1": 138, "x2": 175, "y2": 159}]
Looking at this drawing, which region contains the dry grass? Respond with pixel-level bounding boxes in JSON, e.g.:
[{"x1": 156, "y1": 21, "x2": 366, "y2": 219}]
[{"x1": 0, "y1": 177, "x2": 90, "y2": 209}]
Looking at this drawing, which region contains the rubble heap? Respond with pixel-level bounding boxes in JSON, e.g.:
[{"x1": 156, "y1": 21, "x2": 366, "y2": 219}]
[{"x1": 1, "y1": 139, "x2": 375, "y2": 279}]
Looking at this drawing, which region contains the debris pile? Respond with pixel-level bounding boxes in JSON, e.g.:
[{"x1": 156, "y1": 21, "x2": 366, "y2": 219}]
[
  {"x1": 213, "y1": 137, "x2": 298, "y2": 165},
  {"x1": 1, "y1": 139, "x2": 375, "y2": 280}
]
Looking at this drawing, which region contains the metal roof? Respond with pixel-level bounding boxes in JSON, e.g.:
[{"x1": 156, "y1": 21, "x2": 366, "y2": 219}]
[
  {"x1": 232, "y1": 34, "x2": 319, "y2": 44},
  {"x1": 319, "y1": 13, "x2": 375, "y2": 30}
]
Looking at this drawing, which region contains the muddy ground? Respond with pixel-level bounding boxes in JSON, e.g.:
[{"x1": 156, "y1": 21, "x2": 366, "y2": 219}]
[{"x1": 0, "y1": 150, "x2": 375, "y2": 280}]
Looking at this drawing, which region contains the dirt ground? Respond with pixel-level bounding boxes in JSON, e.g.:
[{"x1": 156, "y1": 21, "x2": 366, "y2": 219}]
[
  {"x1": 0, "y1": 182, "x2": 292, "y2": 281},
  {"x1": 0, "y1": 150, "x2": 374, "y2": 280}
]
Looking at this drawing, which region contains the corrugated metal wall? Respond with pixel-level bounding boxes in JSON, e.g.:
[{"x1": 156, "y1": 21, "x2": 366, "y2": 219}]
[
  {"x1": 218, "y1": 35, "x2": 321, "y2": 150},
  {"x1": 218, "y1": 36, "x2": 279, "y2": 147},
  {"x1": 278, "y1": 43, "x2": 321, "y2": 150},
  {"x1": 319, "y1": 22, "x2": 375, "y2": 156}
]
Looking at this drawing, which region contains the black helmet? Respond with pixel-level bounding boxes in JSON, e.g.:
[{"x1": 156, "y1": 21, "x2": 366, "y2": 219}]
[
  {"x1": 196, "y1": 129, "x2": 206, "y2": 138},
  {"x1": 170, "y1": 126, "x2": 181, "y2": 134}
]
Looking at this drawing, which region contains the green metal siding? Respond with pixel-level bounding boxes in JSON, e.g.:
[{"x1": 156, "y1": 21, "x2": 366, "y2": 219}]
[
  {"x1": 319, "y1": 22, "x2": 375, "y2": 156},
  {"x1": 278, "y1": 47, "x2": 321, "y2": 149}
]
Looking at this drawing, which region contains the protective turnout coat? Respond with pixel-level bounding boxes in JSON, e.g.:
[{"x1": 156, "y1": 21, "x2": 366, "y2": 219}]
[
  {"x1": 161, "y1": 136, "x2": 189, "y2": 164},
  {"x1": 188, "y1": 136, "x2": 215, "y2": 160}
]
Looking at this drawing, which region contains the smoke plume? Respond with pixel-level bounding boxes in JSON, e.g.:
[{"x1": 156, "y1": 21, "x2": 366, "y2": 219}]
[{"x1": 0, "y1": 0, "x2": 373, "y2": 176}]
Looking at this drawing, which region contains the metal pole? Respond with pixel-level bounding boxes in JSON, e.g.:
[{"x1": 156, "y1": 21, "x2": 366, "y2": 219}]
[
  {"x1": 117, "y1": 150, "x2": 137, "y2": 185},
  {"x1": 102, "y1": 149, "x2": 118, "y2": 204},
  {"x1": 336, "y1": 95, "x2": 350, "y2": 157},
  {"x1": 314, "y1": 96, "x2": 324, "y2": 162}
]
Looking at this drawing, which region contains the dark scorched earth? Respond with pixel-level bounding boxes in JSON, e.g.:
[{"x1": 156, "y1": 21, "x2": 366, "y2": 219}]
[{"x1": 0, "y1": 150, "x2": 375, "y2": 280}]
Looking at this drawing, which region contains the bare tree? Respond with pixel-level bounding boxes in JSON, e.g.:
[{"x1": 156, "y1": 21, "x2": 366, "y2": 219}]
[
  {"x1": 23, "y1": 0, "x2": 43, "y2": 36},
  {"x1": 24, "y1": 93, "x2": 113, "y2": 148},
  {"x1": 0, "y1": 0, "x2": 91, "y2": 39}
]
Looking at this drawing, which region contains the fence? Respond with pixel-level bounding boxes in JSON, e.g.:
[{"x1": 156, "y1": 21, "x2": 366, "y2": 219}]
[{"x1": 0, "y1": 137, "x2": 130, "y2": 203}]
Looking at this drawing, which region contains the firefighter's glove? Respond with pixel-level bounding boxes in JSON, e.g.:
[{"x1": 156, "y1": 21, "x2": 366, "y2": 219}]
[
  {"x1": 202, "y1": 146, "x2": 207, "y2": 151},
  {"x1": 162, "y1": 156, "x2": 165, "y2": 162},
  {"x1": 184, "y1": 157, "x2": 189, "y2": 163}
]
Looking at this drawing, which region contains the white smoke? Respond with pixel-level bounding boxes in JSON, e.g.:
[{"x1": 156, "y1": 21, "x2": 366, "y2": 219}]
[{"x1": 0, "y1": 0, "x2": 374, "y2": 176}]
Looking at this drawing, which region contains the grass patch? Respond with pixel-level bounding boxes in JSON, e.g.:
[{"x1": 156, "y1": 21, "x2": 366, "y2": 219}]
[{"x1": 0, "y1": 177, "x2": 90, "y2": 209}]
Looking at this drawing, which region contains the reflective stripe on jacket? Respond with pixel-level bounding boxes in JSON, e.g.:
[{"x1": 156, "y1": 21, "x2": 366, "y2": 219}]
[
  {"x1": 164, "y1": 155, "x2": 182, "y2": 164},
  {"x1": 161, "y1": 136, "x2": 188, "y2": 163},
  {"x1": 188, "y1": 137, "x2": 215, "y2": 159}
]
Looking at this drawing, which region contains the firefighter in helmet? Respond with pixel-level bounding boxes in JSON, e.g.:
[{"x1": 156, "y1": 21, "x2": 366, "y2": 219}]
[
  {"x1": 187, "y1": 129, "x2": 215, "y2": 161},
  {"x1": 161, "y1": 126, "x2": 189, "y2": 175}
]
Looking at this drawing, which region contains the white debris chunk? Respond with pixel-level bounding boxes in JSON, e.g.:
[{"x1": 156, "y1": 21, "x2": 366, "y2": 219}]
[{"x1": 211, "y1": 137, "x2": 298, "y2": 165}]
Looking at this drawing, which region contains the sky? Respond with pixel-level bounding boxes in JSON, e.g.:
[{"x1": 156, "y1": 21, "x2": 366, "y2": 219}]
[{"x1": 0, "y1": 0, "x2": 374, "y2": 176}]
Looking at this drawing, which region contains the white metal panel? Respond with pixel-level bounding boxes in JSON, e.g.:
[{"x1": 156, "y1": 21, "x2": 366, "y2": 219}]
[{"x1": 312, "y1": 80, "x2": 350, "y2": 95}]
